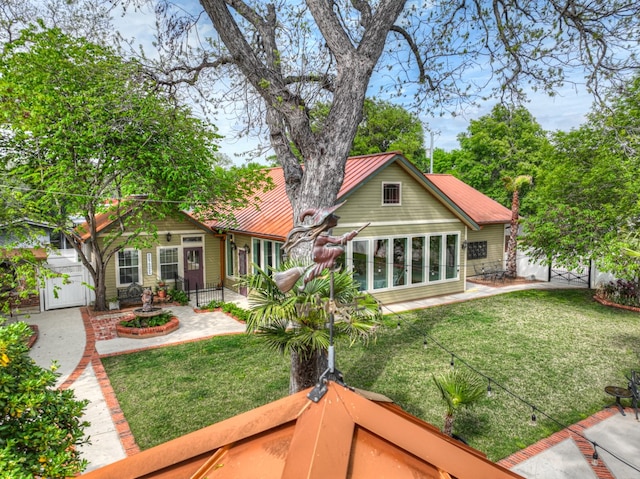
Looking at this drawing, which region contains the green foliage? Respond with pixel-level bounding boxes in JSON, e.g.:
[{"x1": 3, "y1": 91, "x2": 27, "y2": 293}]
[
  {"x1": 433, "y1": 368, "x2": 485, "y2": 416},
  {"x1": 243, "y1": 262, "x2": 381, "y2": 360},
  {"x1": 120, "y1": 311, "x2": 174, "y2": 328},
  {"x1": 0, "y1": 321, "x2": 89, "y2": 478},
  {"x1": 596, "y1": 280, "x2": 640, "y2": 308},
  {"x1": 0, "y1": 25, "x2": 271, "y2": 310},
  {"x1": 168, "y1": 288, "x2": 189, "y2": 306},
  {"x1": 522, "y1": 75, "x2": 640, "y2": 276},
  {"x1": 447, "y1": 104, "x2": 550, "y2": 213}
]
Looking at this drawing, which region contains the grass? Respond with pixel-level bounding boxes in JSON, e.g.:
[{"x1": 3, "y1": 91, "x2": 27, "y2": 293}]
[{"x1": 101, "y1": 289, "x2": 640, "y2": 461}]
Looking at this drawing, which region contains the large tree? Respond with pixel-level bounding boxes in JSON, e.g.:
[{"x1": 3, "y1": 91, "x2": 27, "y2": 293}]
[
  {"x1": 314, "y1": 98, "x2": 427, "y2": 165},
  {"x1": 143, "y1": 0, "x2": 640, "y2": 391},
  {"x1": 0, "y1": 26, "x2": 267, "y2": 310},
  {"x1": 445, "y1": 105, "x2": 550, "y2": 211},
  {"x1": 522, "y1": 75, "x2": 640, "y2": 279}
]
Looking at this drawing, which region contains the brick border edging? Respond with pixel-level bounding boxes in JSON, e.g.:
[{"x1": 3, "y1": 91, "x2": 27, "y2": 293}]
[
  {"x1": 115, "y1": 317, "x2": 180, "y2": 339},
  {"x1": 593, "y1": 295, "x2": 640, "y2": 313},
  {"x1": 91, "y1": 354, "x2": 140, "y2": 456},
  {"x1": 60, "y1": 307, "x2": 141, "y2": 457},
  {"x1": 498, "y1": 408, "x2": 619, "y2": 479}
]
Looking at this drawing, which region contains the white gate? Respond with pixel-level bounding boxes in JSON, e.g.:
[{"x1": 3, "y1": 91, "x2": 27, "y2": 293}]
[{"x1": 44, "y1": 264, "x2": 88, "y2": 310}]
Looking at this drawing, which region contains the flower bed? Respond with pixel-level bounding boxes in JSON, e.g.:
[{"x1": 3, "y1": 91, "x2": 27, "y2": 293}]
[{"x1": 116, "y1": 316, "x2": 180, "y2": 339}]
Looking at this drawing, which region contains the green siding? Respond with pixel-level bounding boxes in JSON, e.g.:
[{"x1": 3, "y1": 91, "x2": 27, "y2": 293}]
[{"x1": 100, "y1": 214, "x2": 220, "y2": 300}]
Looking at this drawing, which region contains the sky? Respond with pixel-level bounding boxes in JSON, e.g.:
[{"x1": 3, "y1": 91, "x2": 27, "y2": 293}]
[{"x1": 113, "y1": 3, "x2": 594, "y2": 163}]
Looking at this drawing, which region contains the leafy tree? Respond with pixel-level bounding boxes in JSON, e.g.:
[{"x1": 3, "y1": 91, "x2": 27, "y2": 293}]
[
  {"x1": 503, "y1": 175, "x2": 532, "y2": 278},
  {"x1": 522, "y1": 75, "x2": 640, "y2": 279},
  {"x1": 433, "y1": 369, "x2": 485, "y2": 438},
  {"x1": 147, "y1": 0, "x2": 640, "y2": 391},
  {"x1": 0, "y1": 26, "x2": 268, "y2": 310},
  {"x1": 447, "y1": 105, "x2": 549, "y2": 211},
  {"x1": 244, "y1": 263, "x2": 381, "y2": 393}
]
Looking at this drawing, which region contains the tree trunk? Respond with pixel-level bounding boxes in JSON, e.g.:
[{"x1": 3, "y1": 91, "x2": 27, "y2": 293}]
[
  {"x1": 443, "y1": 413, "x2": 455, "y2": 437},
  {"x1": 93, "y1": 260, "x2": 108, "y2": 311},
  {"x1": 289, "y1": 347, "x2": 328, "y2": 395},
  {"x1": 506, "y1": 190, "x2": 520, "y2": 278}
]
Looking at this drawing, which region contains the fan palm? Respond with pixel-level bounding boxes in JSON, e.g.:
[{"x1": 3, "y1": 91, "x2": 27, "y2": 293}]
[
  {"x1": 503, "y1": 175, "x2": 533, "y2": 278},
  {"x1": 433, "y1": 368, "x2": 485, "y2": 437},
  {"x1": 243, "y1": 261, "x2": 381, "y2": 394}
]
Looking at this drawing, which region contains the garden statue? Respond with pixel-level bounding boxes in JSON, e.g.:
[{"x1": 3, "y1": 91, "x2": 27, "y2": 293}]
[
  {"x1": 275, "y1": 201, "x2": 368, "y2": 292},
  {"x1": 141, "y1": 288, "x2": 153, "y2": 311}
]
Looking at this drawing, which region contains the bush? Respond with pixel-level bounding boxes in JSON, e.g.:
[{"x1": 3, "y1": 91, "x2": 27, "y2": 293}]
[
  {"x1": 0, "y1": 320, "x2": 89, "y2": 478},
  {"x1": 120, "y1": 311, "x2": 174, "y2": 328},
  {"x1": 201, "y1": 300, "x2": 249, "y2": 322},
  {"x1": 596, "y1": 279, "x2": 640, "y2": 308},
  {"x1": 168, "y1": 288, "x2": 189, "y2": 306}
]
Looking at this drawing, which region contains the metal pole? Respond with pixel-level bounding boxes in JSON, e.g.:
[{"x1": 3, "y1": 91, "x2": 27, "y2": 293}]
[
  {"x1": 429, "y1": 131, "x2": 434, "y2": 174},
  {"x1": 328, "y1": 270, "x2": 335, "y2": 373}
]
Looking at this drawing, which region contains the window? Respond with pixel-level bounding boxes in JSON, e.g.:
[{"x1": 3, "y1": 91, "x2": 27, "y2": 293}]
[
  {"x1": 429, "y1": 236, "x2": 442, "y2": 281},
  {"x1": 346, "y1": 233, "x2": 459, "y2": 291},
  {"x1": 117, "y1": 250, "x2": 141, "y2": 286},
  {"x1": 373, "y1": 239, "x2": 388, "y2": 289},
  {"x1": 252, "y1": 239, "x2": 284, "y2": 273},
  {"x1": 446, "y1": 234, "x2": 458, "y2": 279},
  {"x1": 352, "y1": 240, "x2": 368, "y2": 291},
  {"x1": 411, "y1": 237, "x2": 425, "y2": 284},
  {"x1": 467, "y1": 241, "x2": 488, "y2": 260},
  {"x1": 393, "y1": 238, "x2": 407, "y2": 286},
  {"x1": 226, "y1": 237, "x2": 236, "y2": 277},
  {"x1": 382, "y1": 182, "x2": 401, "y2": 205},
  {"x1": 159, "y1": 247, "x2": 179, "y2": 281}
]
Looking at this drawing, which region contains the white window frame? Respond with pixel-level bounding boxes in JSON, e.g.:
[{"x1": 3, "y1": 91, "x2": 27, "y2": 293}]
[
  {"x1": 346, "y1": 232, "x2": 460, "y2": 291},
  {"x1": 157, "y1": 246, "x2": 181, "y2": 283},
  {"x1": 252, "y1": 238, "x2": 284, "y2": 274},
  {"x1": 116, "y1": 249, "x2": 142, "y2": 287}
]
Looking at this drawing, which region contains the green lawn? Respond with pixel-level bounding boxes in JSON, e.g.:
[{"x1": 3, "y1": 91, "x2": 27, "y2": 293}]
[{"x1": 101, "y1": 289, "x2": 640, "y2": 461}]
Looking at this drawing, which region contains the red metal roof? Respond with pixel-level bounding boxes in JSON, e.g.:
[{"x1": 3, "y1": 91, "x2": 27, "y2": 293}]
[
  {"x1": 77, "y1": 153, "x2": 510, "y2": 241},
  {"x1": 80, "y1": 381, "x2": 524, "y2": 479},
  {"x1": 426, "y1": 174, "x2": 512, "y2": 225}
]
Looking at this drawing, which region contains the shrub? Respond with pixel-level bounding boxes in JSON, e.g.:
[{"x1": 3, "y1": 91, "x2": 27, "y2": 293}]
[
  {"x1": 120, "y1": 311, "x2": 174, "y2": 328},
  {"x1": 168, "y1": 288, "x2": 189, "y2": 306},
  {"x1": 0, "y1": 320, "x2": 89, "y2": 478},
  {"x1": 596, "y1": 279, "x2": 640, "y2": 308},
  {"x1": 201, "y1": 300, "x2": 249, "y2": 322}
]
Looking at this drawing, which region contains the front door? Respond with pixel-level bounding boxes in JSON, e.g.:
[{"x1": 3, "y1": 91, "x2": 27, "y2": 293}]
[{"x1": 183, "y1": 247, "x2": 203, "y2": 290}]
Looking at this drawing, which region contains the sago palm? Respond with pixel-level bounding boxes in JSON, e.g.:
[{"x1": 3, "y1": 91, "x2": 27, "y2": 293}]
[
  {"x1": 243, "y1": 261, "x2": 381, "y2": 394},
  {"x1": 433, "y1": 368, "x2": 485, "y2": 437}
]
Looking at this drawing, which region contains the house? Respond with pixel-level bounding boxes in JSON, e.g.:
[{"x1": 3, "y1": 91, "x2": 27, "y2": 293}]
[
  {"x1": 80, "y1": 380, "x2": 524, "y2": 479},
  {"x1": 75, "y1": 211, "x2": 226, "y2": 303},
  {"x1": 208, "y1": 152, "x2": 511, "y2": 305},
  {"x1": 87, "y1": 152, "x2": 510, "y2": 305}
]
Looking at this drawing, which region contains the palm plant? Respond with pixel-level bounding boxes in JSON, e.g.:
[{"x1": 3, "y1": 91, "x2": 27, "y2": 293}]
[
  {"x1": 503, "y1": 175, "x2": 533, "y2": 278},
  {"x1": 243, "y1": 261, "x2": 381, "y2": 394},
  {"x1": 433, "y1": 368, "x2": 485, "y2": 437}
]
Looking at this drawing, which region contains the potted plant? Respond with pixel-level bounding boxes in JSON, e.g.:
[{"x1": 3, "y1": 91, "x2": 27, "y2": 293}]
[
  {"x1": 156, "y1": 281, "x2": 167, "y2": 299},
  {"x1": 108, "y1": 297, "x2": 120, "y2": 310}
]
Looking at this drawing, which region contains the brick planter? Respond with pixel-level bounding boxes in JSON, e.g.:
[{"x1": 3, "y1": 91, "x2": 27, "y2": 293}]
[
  {"x1": 115, "y1": 317, "x2": 180, "y2": 339},
  {"x1": 593, "y1": 295, "x2": 640, "y2": 313}
]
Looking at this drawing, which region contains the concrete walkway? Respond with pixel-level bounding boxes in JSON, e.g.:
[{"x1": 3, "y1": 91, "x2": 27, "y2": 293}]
[{"x1": 21, "y1": 282, "x2": 640, "y2": 477}]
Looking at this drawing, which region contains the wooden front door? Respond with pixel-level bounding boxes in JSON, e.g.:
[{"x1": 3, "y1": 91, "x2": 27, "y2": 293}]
[{"x1": 183, "y1": 247, "x2": 203, "y2": 290}]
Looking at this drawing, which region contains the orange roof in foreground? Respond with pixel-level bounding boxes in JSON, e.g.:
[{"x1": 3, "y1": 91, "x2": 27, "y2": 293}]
[
  {"x1": 426, "y1": 174, "x2": 512, "y2": 225},
  {"x1": 81, "y1": 381, "x2": 523, "y2": 479}
]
